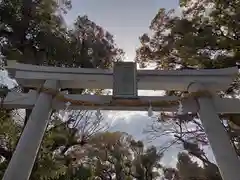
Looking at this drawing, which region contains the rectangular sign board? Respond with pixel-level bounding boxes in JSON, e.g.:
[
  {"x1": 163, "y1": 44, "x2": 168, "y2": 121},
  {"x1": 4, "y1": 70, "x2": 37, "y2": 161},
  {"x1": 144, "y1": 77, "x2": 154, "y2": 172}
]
[{"x1": 113, "y1": 62, "x2": 138, "y2": 98}]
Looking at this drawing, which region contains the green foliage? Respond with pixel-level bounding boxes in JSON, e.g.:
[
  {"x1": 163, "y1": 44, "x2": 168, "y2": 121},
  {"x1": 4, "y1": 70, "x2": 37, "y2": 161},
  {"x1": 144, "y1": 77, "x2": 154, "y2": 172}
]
[
  {"x1": 0, "y1": 1, "x2": 125, "y2": 178},
  {"x1": 0, "y1": 109, "x2": 223, "y2": 180},
  {"x1": 0, "y1": 110, "x2": 21, "y2": 153},
  {"x1": 136, "y1": 0, "x2": 240, "y2": 70},
  {"x1": 136, "y1": 1, "x2": 240, "y2": 180},
  {"x1": 131, "y1": 146, "x2": 162, "y2": 180},
  {"x1": 177, "y1": 152, "x2": 205, "y2": 180},
  {"x1": 0, "y1": 0, "x2": 124, "y2": 68}
]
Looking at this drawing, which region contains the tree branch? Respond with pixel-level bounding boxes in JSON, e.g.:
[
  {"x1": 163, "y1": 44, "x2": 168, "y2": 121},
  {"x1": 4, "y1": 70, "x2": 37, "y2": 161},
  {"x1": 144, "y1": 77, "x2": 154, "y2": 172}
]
[{"x1": 0, "y1": 146, "x2": 12, "y2": 161}]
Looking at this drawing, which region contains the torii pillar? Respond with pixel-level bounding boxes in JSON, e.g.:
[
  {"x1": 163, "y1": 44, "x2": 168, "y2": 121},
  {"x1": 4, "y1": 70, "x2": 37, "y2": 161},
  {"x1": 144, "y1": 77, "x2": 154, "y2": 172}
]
[
  {"x1": 2, "y1": 80, "x2": 59, "y2": 180},
  {"x1": 188, "y1": 83, "x2": 240, "y2": 180}
]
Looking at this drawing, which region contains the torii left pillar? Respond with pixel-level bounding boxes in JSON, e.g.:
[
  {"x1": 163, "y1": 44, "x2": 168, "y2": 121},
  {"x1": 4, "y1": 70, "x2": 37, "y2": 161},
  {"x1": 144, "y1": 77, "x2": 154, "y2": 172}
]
[{"x1": 3, "y1": 80, "x2": 59, "y2": 180}]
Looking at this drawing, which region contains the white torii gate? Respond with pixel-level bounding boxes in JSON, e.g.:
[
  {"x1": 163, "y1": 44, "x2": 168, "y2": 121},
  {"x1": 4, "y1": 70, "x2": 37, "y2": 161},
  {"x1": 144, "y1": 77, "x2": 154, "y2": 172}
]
[{"x1": 2, "y1": 61, "x2": 240, "y2": 180}]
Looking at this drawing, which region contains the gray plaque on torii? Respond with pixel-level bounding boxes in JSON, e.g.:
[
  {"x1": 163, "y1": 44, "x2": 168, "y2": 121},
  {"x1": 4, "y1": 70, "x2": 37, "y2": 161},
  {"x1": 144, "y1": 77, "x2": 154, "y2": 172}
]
[{"x1": 113, "y1": 62, "x2": 138, "y2": 98}]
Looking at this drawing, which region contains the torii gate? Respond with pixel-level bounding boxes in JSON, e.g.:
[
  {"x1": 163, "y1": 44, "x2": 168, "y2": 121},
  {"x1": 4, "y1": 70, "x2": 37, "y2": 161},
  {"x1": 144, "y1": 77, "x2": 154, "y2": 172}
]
[{"x1": 1, "y1": 61, "x2": 240, "y2": 180}]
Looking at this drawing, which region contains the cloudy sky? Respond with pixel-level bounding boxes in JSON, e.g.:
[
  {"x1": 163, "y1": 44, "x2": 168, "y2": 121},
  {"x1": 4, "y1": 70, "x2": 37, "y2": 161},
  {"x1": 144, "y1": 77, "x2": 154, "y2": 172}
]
[{"x1": 63, "y1": 0, "x2": 196, "y2": 167}]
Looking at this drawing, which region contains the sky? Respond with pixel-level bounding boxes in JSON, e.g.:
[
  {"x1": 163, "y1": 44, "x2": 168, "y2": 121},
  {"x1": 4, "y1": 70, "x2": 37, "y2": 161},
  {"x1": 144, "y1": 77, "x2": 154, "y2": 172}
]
[
  {"x1": 63, "y1": 0, "x2": 207, "y2": 167},
  {"x1": 64, "y1": 0, "x2": 179, "y2": 61}
]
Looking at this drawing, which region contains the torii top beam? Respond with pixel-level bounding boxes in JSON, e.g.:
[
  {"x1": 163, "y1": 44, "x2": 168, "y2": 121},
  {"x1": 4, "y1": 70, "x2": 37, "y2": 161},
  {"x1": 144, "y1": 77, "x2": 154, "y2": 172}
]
[{"x1": 6, "y1": 61, "x2": 238, "y2": 91}]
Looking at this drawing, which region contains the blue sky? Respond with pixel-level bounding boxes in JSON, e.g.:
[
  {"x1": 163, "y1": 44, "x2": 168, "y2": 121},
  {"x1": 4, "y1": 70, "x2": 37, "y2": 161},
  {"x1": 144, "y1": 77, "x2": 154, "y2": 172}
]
[{"x1": 64, "y1": 0, "x2": 179, "y2": 61}]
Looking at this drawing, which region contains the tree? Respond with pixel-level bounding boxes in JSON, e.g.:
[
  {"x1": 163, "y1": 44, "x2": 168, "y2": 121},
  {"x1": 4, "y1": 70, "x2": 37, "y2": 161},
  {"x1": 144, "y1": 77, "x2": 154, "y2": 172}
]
[
  {"x1": 162, "y1": 148, "x2": 222, "y2": 180},
  {"x1": 0, "y1": 0, "x2": 124, "y2": 124},
  {"x1": 0, "y1": 108, "x2": 109, "y2": 179},
  {"x1": 175, "y1": 150, "x2": 222, "y2": 180},
  {"x1": 0, "y1": 0, "x2": 124, "y2": 68},
  {"x1": 68, "y1": 15, "x2": 124, "y2": 69},
  {"x1": 136, "y1": 0, "x2": 240, "y2": 179},
  {"x1": 177, "y1": 152, "x2": 205, "y2": 180},
  {"x1": 162, "y1": 167, "x2": 180, "y2": 180},
  {"x1": 64, "y1": 131, "x2": 164, "y2": 180},
  {"x1": 0, "y1": 0, "x2": 125, "y2": 179},
  {"x1": 0, "y1": 109, "x2": 21, "y2": 177},
  {"x1": 131, "y1": 146, "x2": 162, "y2": 180},
  {"x1": 136, "y1": 0, "x2": 240, "y2": 149},
  {"x1": 89, "y1": 131, "x2": 132, "y2": 180},
  {"x1": 2, "y1": 108, "x2": 217, "y2": 180},
  {"x1": 0, "y1": 0, "x2": 68, "y2": 63},
  {"x1": 136, "y1": 0, "x2": 240, "y2": 70}
]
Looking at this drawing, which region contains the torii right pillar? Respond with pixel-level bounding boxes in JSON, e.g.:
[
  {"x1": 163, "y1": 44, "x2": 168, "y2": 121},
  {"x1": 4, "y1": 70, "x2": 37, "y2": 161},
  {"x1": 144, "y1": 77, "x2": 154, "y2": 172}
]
[{"x1": 188, "y1": 83, "x2": 240, "y2": 180}]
